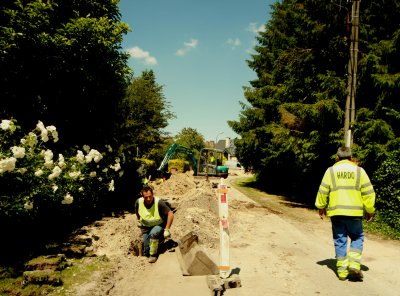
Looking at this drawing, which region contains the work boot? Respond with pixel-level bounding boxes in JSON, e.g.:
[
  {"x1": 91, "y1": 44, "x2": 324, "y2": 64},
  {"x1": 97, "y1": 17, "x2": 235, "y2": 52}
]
[
  {"x1": 338, "y1": 275, "x2": 347, "y2": 281},
  {"x1": 148, "y1": 256, "x2": 158, "y2": 263},
  {"x1": 348, "y1": 268, "x2": 363, "y2": 281}
]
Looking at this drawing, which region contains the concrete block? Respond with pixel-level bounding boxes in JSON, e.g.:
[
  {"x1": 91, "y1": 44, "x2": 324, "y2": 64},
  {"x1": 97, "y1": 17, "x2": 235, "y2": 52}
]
[{"x1": 176, "y1": 231, "x2": 219, "y2": 276}]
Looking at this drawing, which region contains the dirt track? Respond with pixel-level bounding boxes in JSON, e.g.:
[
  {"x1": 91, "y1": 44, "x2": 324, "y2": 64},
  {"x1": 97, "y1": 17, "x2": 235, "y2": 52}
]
[{"x1": 64, "y1": 172, "x2": 400, "y2": 296}]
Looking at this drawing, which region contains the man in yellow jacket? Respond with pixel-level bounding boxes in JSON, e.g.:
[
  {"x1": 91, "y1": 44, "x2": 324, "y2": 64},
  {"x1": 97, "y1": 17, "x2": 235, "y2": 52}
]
[
  {"x1": 315, "y1": 147, "x2": 375, "y2": 281},
  {"x1": 135, "y1": 185, "x2": 174, "y2": 263}
]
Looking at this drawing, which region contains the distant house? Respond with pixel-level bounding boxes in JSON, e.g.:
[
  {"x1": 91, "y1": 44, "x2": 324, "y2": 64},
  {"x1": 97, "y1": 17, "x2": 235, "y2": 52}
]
[
  {"x1": 215, "y1": 137, "x2": 237, "y2": 162},
  {"x1": 215, "y1": 139, "x2": 226, "y2": 150}
]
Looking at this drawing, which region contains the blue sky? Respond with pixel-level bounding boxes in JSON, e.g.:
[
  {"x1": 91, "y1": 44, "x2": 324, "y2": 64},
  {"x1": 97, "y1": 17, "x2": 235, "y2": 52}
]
[{"x1": 118, "y1": 0, "x2": 275, "y2": 142}]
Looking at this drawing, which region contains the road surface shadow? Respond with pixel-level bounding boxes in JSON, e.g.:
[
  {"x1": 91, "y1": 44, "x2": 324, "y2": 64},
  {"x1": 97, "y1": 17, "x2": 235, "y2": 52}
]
[
  {"x1": 278, "y1": 200, "x2": 314, "y2": 209},
  {"x1": 159, "y1": 239, "x2": 179, "y2": 254},
  {"x1": 317, "y1": 258, "x2": 337, "y2": 274},
  {"x1": 229, "y1": 267, "x2": 241, "y2": 276}
]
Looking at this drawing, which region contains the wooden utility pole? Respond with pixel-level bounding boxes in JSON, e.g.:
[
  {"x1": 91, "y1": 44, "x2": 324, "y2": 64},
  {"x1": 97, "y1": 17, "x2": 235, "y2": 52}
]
[{"x1": 344, "y1": 0, "x2": 360, "y2": 148}]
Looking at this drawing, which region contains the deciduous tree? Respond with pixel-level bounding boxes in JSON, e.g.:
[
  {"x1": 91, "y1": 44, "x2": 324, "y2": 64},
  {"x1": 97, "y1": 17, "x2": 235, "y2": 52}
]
[
  {"x1": 118, "y1": 70, "x2": 174, "y2": 158},
  {"x1": 175, "y1": 127, "x2": 205, "y2": 154},
  {"x1": 0, "y1": 0, "x2": 131, "y2": 148}
]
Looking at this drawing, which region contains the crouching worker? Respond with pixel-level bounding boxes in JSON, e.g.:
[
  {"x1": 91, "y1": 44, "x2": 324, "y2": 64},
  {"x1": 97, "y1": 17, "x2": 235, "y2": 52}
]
[{"x1": 135, "y1": 185, "x2": 174, "y2": 263}]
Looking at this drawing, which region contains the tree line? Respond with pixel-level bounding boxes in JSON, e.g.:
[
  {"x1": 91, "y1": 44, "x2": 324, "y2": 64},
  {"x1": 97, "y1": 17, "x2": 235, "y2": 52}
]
[{"x1": 229, "y1": 0, "x2": 400, "y2": 232}]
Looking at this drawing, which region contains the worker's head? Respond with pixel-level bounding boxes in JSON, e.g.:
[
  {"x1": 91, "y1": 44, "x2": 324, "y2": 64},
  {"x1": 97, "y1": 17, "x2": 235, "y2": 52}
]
[
  {"x1": 141, "y1": 185, "x2": 154, "y2": 205},
  {"x1": 337, "y1": 146, "x2": 352, "y2": 160}
]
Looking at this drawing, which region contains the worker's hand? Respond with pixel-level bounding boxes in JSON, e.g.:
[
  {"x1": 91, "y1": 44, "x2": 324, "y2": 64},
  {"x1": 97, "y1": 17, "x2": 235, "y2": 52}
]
[
  {"x1": 163, "y1": 229, "x2": 171, "y2": 239},
  {"x1": 319, "y1": 208, "x2": 327, "y2": 220},
  {"x1": 136, "y1": 220, "x2": 142, "y2": 228},
  {"x1": 365, "y1": 212, "x2": 374, "y2": 222}
]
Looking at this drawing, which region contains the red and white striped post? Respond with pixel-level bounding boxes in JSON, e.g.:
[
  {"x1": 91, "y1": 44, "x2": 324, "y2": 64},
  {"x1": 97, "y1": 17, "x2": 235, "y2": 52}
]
[{"x1": 217, "y1": 178, "x2": 230, "y2": 279}]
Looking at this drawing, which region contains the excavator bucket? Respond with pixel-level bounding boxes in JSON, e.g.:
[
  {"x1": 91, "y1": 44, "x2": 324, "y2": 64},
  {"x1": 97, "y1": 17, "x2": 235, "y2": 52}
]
[{"x1": 176, "y1": 231, "x2": 219, "y2": 276}]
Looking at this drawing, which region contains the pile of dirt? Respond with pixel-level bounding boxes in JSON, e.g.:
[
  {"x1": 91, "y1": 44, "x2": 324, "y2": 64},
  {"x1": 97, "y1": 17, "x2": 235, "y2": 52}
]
[
  {"x1": 154, "y1": 172, "x2": 220, "y2": 248},
  {"x1": 87, "y1": 172, "x2": 220, "y2": 258}
]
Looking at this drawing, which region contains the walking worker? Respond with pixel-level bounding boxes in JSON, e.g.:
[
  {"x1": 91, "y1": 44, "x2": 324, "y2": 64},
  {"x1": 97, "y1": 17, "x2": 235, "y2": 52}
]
[
  {"x1": 135, "y1": 185, "x2": 174, "y2": 263},
  {"x1": 315, "y1": 146, "x2": 376, "y2": 281}
]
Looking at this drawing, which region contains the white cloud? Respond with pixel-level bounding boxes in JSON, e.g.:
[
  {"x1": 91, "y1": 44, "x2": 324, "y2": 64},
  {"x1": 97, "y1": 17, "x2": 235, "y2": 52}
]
[
  {"x1": 246, "y1": 39, "x2": 260, "y2": 53},
  {"x1": 226, "y1": 37, "x2": 241, "y2": 49},
  {"x1": 247, "y1": 22, "x2": 266, "y2": 34},
  {"x1": 127, "y1": 46, "x2": 157, "y2": 65},
  {"x1": 175, "y1": 38, "x2": 198, "y2": 56}
]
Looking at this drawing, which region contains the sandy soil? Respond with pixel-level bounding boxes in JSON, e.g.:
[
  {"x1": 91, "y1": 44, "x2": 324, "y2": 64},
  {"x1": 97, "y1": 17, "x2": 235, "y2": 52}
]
[{"x1": 63, "y1": 171, "x2": 400, "y2": 296}]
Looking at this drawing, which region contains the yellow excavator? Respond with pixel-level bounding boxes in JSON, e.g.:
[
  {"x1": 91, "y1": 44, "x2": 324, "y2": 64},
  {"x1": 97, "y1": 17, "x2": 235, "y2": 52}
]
[{"x1": 157, "y1": 143, "x2": 228, "y2": 178}]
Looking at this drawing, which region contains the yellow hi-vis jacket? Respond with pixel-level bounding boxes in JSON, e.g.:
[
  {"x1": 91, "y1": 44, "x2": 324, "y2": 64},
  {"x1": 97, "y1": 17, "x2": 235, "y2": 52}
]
[
  {"x1": 138, "y1": 197, "x2": 163, "y2": 227},
  {"x1": 315, "y1": 160, "x2": 376, "y2": 217}
]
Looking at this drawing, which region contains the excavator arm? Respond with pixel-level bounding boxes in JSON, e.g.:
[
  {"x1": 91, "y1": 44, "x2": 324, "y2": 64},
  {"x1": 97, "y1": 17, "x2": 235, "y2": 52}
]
[{"x1": 158, "y1": 143, "x2": 198, "y2": 175}]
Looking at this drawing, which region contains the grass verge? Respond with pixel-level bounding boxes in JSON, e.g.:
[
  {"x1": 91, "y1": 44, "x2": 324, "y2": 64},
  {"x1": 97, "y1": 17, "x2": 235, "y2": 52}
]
[
  {"x1": 49, "y1": 255, "x2": 111, "y2": 295},
  {"x1": 0, "y1": 255, "x2": 110, "y2": 296}
]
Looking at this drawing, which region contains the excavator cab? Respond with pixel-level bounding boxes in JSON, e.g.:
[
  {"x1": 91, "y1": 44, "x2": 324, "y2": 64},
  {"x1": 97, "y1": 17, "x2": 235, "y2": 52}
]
[{"x1": 198, "y1": 148, "x2": 228, "y2": 179}]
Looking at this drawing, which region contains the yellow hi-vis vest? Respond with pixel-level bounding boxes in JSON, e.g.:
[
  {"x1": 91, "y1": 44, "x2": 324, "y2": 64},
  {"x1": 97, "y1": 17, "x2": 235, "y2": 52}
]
[
  {"x1": 138, "y1": 197, "x2": 163, "y2": 227},
  {"x1": 315, "y1": 160, "x2": 375, "y2": 217}
]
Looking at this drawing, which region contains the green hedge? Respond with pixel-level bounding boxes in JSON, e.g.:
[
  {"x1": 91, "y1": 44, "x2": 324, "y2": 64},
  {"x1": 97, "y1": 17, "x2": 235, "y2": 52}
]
[
  {"x1": 168, "y1": 159, "x2": 190, "y2": 173},
  {"x1": 372, "y1": 151, "x2": 400, "y2": 230}
]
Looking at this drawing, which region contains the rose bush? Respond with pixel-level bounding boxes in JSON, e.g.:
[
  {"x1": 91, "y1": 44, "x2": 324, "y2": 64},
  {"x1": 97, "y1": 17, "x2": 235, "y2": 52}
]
[{"x1": 0, "y1": 118, "x2": 125, "y2": 224}]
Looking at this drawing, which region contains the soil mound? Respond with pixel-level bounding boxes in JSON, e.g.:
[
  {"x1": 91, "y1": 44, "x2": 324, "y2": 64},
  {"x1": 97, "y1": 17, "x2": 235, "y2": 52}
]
[
  {"x1": 154, "y1": 172, "x2": 220, "y2": 248},
  {"x1": 89, "y1": 172, "x2": 220, "y2": 258}
]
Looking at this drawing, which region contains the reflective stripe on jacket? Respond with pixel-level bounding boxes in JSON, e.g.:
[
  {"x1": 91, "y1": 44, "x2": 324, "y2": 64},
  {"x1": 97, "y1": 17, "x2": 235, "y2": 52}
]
[
  {"x1": 138, "y1": 197, "x2": 163, "y2": 227},
  {"x1": 315, "y1": 160, "x2": 375, "y2": 217}
]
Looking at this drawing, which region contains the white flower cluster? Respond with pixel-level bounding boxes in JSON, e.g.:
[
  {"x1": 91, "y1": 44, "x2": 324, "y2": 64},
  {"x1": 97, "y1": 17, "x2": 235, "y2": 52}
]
[
  {"x1": 109, "y1": 157, "x2": 121, "y2": 172},
  {"x1": 20, "y1": 132, "x2": 38, "y2": 147},
  {"x1": 61, "y1": 193, "x2": 73, "y2": 205},
  {"x1": 0, "y1": 119, "x2": 15, "y2": 131},
  {"x1": 48, "y1": 166, "x2": 62, "y2": 180},
  {"x1": 58, "y1": 154, "x2": 66, "y2": 169},
  {"x1": 11, "y1": 146, "x2": 25, "y2": 158},
  {"x1": 85, "y1": 148, "x2": 103, "y2": 163},
  {"x1": 42, "y1": 149, "x2": 54, "y2": 169},
  {"x1": 35, "y1": 169, "x2": 44, "y2": 177},
  {"x1": 0, "y1": 157, "x2": 17, "y2": 173},
  {"x1": 68, "y1": 171, "x2": 81, "y2": 179},
  {"x1": 75, "y1": 148, "x2": 103, "y2": 164},
  {"x1": 108, "y1": 179, "x2": 115, "y2": 192},
  {"x1": 1, "y1": 119, "x2": 125, "y2": 210},
  {"x1": 76, "y1": 150, "x2": 85, "y2": 164},
  {"x1": 36, "y1": 121, "x2": 59, "y2": 143}
]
